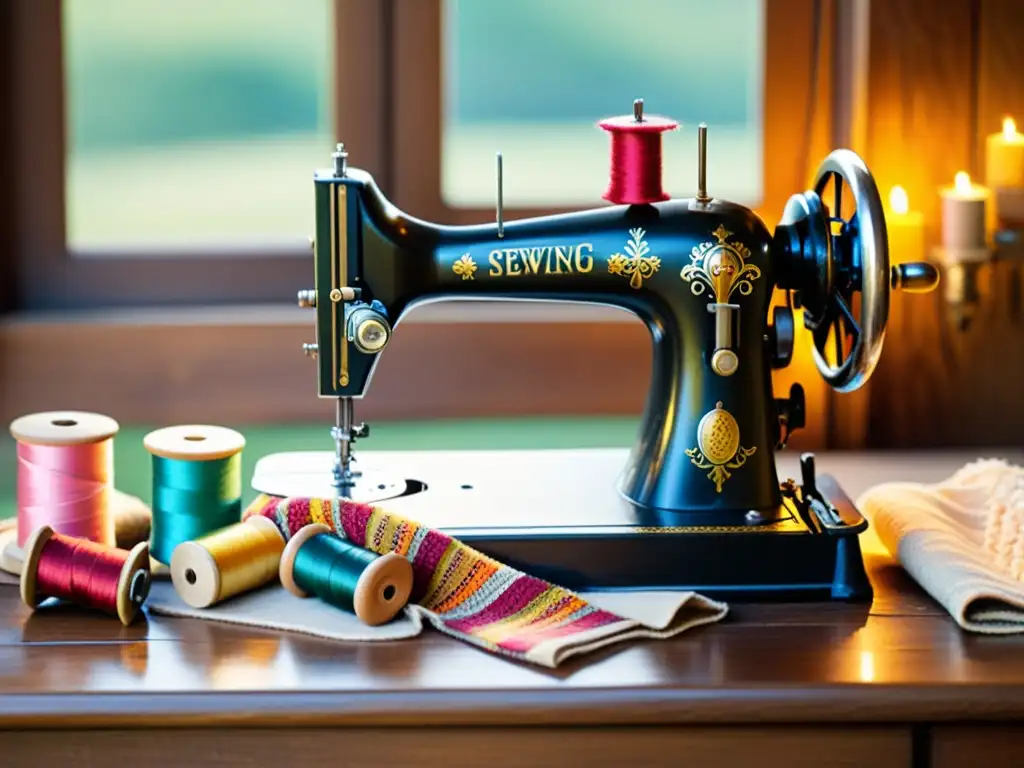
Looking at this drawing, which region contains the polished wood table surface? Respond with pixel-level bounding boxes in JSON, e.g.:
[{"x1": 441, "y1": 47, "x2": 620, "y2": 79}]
[{"x1": 1, "y1": 451, "x2": 1023, "y2": 767}]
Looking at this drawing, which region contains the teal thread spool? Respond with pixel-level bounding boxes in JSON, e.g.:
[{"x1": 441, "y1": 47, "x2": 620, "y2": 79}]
[
  {"x1": 280, "y1": 523, "x2": 413, "y2": 626},
  {"x1": 143, "y1": 425, "x2": 246, "y2": 566}
]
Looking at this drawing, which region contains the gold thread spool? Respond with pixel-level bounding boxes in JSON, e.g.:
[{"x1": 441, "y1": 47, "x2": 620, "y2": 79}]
[{"x1": 170, "y1": 516, "x2": 285, "y2": 608}]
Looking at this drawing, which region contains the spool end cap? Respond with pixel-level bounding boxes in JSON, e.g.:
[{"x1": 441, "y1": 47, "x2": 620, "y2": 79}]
[
  {"x1": 19, "y1": 525, "x2": 55, "y2": 609},
  {"x1": 279, "y1": 523, "x2": 332, "y2": 598}
]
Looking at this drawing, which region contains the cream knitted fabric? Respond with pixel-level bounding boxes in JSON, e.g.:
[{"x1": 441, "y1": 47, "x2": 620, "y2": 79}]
[{"x1": 858, "y1": 458, "x2": 1024, "y2": 633}]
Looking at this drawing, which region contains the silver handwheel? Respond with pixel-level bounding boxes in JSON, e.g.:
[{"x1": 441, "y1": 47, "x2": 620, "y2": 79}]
[{"x1": 809, "y1": 149, "x2": 891, "y2": 393}]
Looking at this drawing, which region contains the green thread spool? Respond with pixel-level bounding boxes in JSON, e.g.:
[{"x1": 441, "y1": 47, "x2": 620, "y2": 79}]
[
  {"x1": 143, "y1": 425, "x2": 246, "y2": 566},
  {"x1": 280, "y1": 523, "x2": 413, "y2": 626}
]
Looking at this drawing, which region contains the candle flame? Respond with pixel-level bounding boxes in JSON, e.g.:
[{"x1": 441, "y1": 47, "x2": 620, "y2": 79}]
[
  {"x1": 889, "y1": 186, "x2": 909, "y2": 215},
  {"x1": 1004, "y1": 116, "x2": 1018, "y2": 140},
  {"x1": 954, "y1": 171, "x2": 973, "y2": 194}
]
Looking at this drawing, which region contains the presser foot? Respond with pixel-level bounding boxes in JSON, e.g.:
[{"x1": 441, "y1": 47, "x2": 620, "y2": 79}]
[{"x1": 331, "y1": 397, "x2": 370, "y2": 497}]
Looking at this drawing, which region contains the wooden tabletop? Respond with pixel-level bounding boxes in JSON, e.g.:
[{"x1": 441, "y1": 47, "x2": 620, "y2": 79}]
[{"x1": 2, "y1": 450, "x2": 1024, "y2": 730}]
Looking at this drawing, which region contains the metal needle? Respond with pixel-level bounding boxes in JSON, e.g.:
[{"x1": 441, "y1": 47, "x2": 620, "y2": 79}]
[{"x1": 332, "y1": 397, "x2": 355, "y2": 493}]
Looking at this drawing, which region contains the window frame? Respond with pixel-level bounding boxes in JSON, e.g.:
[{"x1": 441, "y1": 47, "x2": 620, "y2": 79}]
[
  {"x1": 2, "y1": 0, "x2": 842, "y2": 452},
  {"x1": 9, "y1": 0, "x2": 387, "y2": 311},
  {"x1": 387, "y1": 0, "x2": 833, "y2": 230}
]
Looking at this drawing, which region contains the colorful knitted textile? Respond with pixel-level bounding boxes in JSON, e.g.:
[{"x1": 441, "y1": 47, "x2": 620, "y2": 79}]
[{"x1": 244, "y1": 494, "x2": 728, "y2": 666}]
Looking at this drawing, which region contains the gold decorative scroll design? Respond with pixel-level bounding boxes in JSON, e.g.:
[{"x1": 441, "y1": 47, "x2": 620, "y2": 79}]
[
  {"x1": 607, "y1": 228, "x2": 661, "y2": 289},
  {"x1": 686, "y1": 401, "x2": 757, "y2": 493},
  {"x1": 680, "y1": 224, "x2": 761, "y2": 302}
]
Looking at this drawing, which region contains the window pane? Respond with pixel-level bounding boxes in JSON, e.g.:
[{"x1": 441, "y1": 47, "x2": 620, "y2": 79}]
[
  {"x1": 64, "y1": 0, "x2": 333, "y2": 250},
  {"x1": 442, "y1": 0, "x2": 764, "y2": 208}
]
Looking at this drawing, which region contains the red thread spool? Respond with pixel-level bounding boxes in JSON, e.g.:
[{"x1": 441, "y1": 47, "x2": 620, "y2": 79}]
[
  {"x1": 20, "y1": 525, "x2": 151, "y2": 626},
  {"x1": 599, "y1": 101, "x2": 679, "y2": 205}
]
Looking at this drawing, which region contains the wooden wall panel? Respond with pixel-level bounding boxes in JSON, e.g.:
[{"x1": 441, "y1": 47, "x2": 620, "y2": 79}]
[
  {"x1": 853, "y1": 0, "x2": 1024, "y2": 449},
  {"x1": 977, "y1": 0, "x2": 1024, "y2": 166},
  {"x1": 0, "y1": 0, "x2": 15, "y2": 316},
  {"x1": 0, "y1": 312, "x2": 826, "y2": 450}
]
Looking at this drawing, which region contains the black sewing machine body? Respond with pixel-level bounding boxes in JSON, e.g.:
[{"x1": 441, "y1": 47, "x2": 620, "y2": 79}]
[
  {"x1": 282, "y1": 113, "x2": 939, "y2": 602},
  {"x1": 315, "y1": 170, "x2": 790, "y2": 521}
]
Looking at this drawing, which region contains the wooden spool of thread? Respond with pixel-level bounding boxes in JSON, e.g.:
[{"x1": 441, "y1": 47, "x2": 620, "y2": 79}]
[
  {"x1": 170, "y1": 516, "x2": 285, "y2": 608},
  {"x1": 20, "y1": 525, "x2": 151, "y2": 626},
  {"x1": 9, "y1": 411, "x2": 119, "y2": 550},
  {"x1": 144, "y1": 425, "x2": 245, "y2": 566},
  {"x1": 279, "y1": 523, "x2": 413, "y2": 626},
  {"x1": 599, "y1": 100, "x2": 679, "y2": 205}
]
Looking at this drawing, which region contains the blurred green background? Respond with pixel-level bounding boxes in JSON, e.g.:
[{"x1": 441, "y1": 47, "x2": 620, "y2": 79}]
[
  {"x1": 0, "y1": 418, "x2": 639, "y2": 521},
  {"x1": 65, "y1": 0, "x2": 763, "y2": 246}
]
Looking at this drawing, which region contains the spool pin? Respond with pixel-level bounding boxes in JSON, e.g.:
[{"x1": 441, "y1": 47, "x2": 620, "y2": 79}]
[
  {"x1": 21, "y1": 525, "x2": 151, "y2": 626},
  {"x1": 170, "y1": 516, "x2": 285, "y2": 608},
  {"x1": 4, "y1": 411, "x2": 120, "y2": 574},
  {"x1": 280, "y1": 523, "x2": 413, "y2": 626}
]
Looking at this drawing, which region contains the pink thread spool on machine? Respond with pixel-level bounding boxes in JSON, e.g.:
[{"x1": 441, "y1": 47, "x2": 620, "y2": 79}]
[{"x1": 2, "y1": 412, "x2": 119, "y2": 576}]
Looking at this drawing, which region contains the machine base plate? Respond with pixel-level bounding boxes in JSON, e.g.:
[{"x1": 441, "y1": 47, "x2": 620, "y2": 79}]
[{"x1": 252, "y1": 448, "x2": 872, "y2": 602}]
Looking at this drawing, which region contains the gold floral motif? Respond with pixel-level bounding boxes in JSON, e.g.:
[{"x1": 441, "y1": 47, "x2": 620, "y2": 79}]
[
  {"x1": 680, "y1": 224, "x2": 762, "y2": 302},
  {"x1": 452, "y1": 253, "x2": 477, "y2": 281},
  {"x1": 685, "y1": 401, "x2": 757, "y2": 493},
  {"x1": 607, "y1": 228, "x2": 661, "y2": 289}
]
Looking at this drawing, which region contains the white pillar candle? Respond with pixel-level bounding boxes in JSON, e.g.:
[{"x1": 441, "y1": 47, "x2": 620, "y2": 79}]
[
  {"x1": 985, "y1": 117, "x2": 1024, "y2": 228},
  {"x1": 885, "y1": 186, "x2": 925, "y2": 265},
  {"x1": 985, "y1": 117, "x2": 1024, "y2": 188},
  {"x1": 940, "y1": 171, "x2": 990, "y2": 250}
]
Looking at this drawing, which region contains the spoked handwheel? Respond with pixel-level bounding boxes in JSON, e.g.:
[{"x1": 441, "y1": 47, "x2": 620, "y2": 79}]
[
  {"x1": 809, "y1": 150, "x2": 889, "y2": 393},
  {"x1": 776, "y1": 150, "x2": 940, "y2": 394}
]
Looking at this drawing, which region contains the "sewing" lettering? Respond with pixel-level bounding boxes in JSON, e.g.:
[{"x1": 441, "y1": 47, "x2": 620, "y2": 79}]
[{"x1": 488, "y1": 243, "x2": 595, "y2": 277}]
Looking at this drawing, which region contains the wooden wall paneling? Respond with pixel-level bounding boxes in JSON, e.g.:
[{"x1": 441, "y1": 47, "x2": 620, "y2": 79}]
[
  {"x1": 977, "y1": 0, "x2": 1024, "y2": 163},
  {"x1": 777, "y1": 0, "x2": 836, "y2": 447},
  {"x1": 825, "y1": 0, "x2": 873, "y2": 449},
  {"x1": 859, "y1": 0, "x2": 981, "y2": 448},
  {"x1": 0, "y1": 313, "x2": 827, "y2": 449},
  {"x1": 969, "y1": 0, "x2": 1024, "y2": 441},
  {"x1": 334, "y1": 0, "x2": 392, "y2": 194},
  {"x1": 0, "y1": 0, "x2": 15, "y2": 315}
]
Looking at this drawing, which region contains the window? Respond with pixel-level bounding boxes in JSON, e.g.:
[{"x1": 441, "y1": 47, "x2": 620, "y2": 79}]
[
  {"x1": 441, "y1": 0, "x2": 765, "y2": 209},
  {"x1": 391, "y1": 0, "x2": 827, "y2": 232},
  {"x1": 64, "y1": 0, "x2": 334, "y2": 252},
  {"x1": 5, "y1": 0, "x2": 833, "y2": 440},
  {"x1": 10, "y1": 0, "x2": 378, "y2": 310}
]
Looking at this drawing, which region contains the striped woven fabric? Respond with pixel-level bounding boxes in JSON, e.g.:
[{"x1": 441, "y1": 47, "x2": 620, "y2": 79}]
[{"x1": 243, "y1": 494, "x2": 725, "y2": 666}]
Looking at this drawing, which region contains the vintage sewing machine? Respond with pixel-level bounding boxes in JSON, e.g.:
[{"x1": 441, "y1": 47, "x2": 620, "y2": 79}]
[{"x1": 253, "y1": 101, "x2": 939, "y2": 601}]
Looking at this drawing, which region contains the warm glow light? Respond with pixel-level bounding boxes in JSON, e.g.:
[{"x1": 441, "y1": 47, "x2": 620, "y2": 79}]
[
  {"x1": 889, "y1": 185, "x2": 909, "y2": 215},
  {"x1": 1004, "y1": 116, "x2": 1018, "y2": 140},
  {"x1": 954, "y1": 171, "x2": 973, "y2": 194},
  {"x1": 859, "y1": 651, "x2": 875, "y2": 682}
]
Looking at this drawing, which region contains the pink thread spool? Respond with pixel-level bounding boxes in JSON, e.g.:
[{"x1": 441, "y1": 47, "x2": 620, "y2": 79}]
[
  {"x1": 599, "y1": 99, "x2": 679, "y2": 206},
  {"x1": 8, "y1": 412, "x2": 118, "y2": 558}
]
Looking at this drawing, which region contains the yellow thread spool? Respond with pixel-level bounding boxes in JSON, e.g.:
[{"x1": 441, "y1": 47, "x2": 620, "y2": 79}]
[{"x1": 169, "y1": 516, "x2": 285, "y2": 608}]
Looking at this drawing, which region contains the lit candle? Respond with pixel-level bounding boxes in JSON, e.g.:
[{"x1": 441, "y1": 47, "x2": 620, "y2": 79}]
[
  {"x1": 940, "y1": 171, "x2": 990, "y2": 250},
  {"x1": 985, "y1": 117, "x2": 1024, "y2": 228},
  {"x1": 985, "y1": 117, "x2": 1024, "y2": 188},
  {"x1": 885, "y1": 185, "x2": 924, "y2": 265}
]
